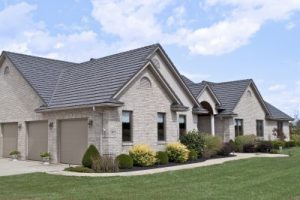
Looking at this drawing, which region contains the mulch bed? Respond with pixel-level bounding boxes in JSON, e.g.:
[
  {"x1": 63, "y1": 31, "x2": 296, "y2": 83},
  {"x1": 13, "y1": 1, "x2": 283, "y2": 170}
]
[{"x1": 119, "y1": 155, "x2": 236, "y2": 172}]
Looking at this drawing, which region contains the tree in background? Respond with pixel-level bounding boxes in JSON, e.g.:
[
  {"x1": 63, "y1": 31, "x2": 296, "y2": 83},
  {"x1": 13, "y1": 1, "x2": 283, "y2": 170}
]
[{"x1": 290, "y1": 112, "x2": 300, "y2": 135}]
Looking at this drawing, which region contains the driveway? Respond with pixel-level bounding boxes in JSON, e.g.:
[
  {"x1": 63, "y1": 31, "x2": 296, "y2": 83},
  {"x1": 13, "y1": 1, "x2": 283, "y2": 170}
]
[{"x1": 0, "y1": 158, "x2": 68, "y2": 176}]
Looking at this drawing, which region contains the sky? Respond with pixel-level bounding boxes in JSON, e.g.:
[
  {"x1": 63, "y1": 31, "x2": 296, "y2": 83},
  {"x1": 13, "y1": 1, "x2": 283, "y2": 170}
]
[{"x1": 0, "y1": 0, "x2": 300, "y2": 117}]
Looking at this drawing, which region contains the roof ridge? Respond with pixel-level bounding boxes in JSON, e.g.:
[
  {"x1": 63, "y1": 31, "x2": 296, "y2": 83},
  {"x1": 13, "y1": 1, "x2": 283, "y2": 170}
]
[
  {"x1": 3, "y1": 51, "x2": 77, "y2": 64},
  {"x1": 209, "y1": 79, "x2": 253, "y2": 85},
  {"x1": 47, "y1": 68, "x2": 67, "y2": 106},
  {"x1": 80, "y1": 43, "x2": 160, "y2": 64}
]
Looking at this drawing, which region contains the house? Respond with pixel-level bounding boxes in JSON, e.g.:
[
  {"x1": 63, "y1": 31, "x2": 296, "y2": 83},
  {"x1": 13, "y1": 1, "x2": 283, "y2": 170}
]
[{"x1": 0, "y1": 44, "x2": 293, "y2": 164}]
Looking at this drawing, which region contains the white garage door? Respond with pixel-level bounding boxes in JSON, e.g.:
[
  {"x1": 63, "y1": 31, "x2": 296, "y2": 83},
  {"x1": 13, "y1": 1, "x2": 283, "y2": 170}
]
[
  {"x1": 2, "y1": 123, "x2": 18, "y2": 158},
  {"x1": 59, "y1": 119, "x2": 88, "y2": 165},
  {"x1": 27, "y1": 121, "x2": 48, "y2": 161}
]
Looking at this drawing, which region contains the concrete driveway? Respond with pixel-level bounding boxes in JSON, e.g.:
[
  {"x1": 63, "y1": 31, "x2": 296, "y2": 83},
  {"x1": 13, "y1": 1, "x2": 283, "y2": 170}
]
[{"x1": 0, "y1": 158, "x2": 68, "y2": 176}]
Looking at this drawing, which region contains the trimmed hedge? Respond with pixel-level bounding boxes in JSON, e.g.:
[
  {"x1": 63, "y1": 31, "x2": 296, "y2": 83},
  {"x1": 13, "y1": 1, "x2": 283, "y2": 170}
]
[
  {"x1": 156, "y1": 151, "x2": 169, "y2": 165},
  {"x1": 243, "y1": 143, "x2": 256, "y2": 153},
  {"x1": 166, "y1": 142, "x2": 190, "y2": 163},
  {"x1": 235, "y1": 135, "x2": 256, "y2": 152},
  {"x1": 82, "y1": 145, "x2": 101, "y2": 168},
  {"x1": 129, "y1": 144, "x2": 156, "y2": 167},
  {"x1": 64, "y1": 166, "x2": 94, "y2": 173},
  {"x1": 272, "y1": 140, "x2": 285, "y2": 150},
  {"x1": 256, "y1": 141, "x2": 273, "y2": 153},
  {"x1": 218, "y1": 143, "x2": 234, "y2": 157},
  {"x1": 117, "y1": 154, "x2": 133, "y2": 169}
]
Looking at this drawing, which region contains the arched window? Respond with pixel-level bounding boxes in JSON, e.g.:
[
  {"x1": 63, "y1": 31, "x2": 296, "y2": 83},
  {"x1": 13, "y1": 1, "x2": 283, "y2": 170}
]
[
  {"x1": 140, "y1": 77, "x2": 152, "y2": 88},
  {"x1": 4, "y1": 66, "x2": 10, "y2": 75},
  {"x1": 247, "y1": 90, "x2": 252, "y2": 97}
]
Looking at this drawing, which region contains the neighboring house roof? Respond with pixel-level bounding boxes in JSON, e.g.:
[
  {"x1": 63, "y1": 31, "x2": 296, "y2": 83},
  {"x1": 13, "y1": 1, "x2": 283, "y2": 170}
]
[
  {"x1": 264, "y1": 101, "x2": 294, "y2": 121},
  {"x1": 183, "y1": 77, "x2": 293, "y2": 121}
]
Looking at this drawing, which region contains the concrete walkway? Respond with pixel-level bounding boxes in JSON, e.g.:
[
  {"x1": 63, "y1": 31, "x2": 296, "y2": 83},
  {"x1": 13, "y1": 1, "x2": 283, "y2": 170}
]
[
  {"x1": 48, "y1": 153, "x2": 288, "y2": 177},
  {"x1": 0, "y1": 158, "x2": 68, "y2": 176}
]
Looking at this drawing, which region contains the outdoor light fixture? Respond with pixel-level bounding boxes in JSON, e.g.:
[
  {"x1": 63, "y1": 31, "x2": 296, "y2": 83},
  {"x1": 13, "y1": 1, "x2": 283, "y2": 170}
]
[
  {"x1": 18, "y1": 123, "x2": 22, "y2": 130},
  {"x1": 49, "y1": 122, "x2": 54, "y2": 129},
  {"x1": 88, "y1": 120, "x2": 93, "y2": 128}
]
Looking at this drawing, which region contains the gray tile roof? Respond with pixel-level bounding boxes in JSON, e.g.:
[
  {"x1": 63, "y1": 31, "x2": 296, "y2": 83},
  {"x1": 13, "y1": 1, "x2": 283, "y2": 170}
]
[
  {"x1": 207, "y1": 79, "x2": 252, "y2": 115},
  {"x1": 181, "y1": 75, "x2": 206, "y2": 97},
  {"x1": 264, "y1": 101, "x2": 294, "y2": 121},
  {"x1": 183, "y1": 77, "x2": 293, "y2": 121},
  {"x1": 4, "y1": 51, "x2": 76, "y2": 104},
  {"x1": 3, "y1": 44, "x2": 159, "y2": 109}
]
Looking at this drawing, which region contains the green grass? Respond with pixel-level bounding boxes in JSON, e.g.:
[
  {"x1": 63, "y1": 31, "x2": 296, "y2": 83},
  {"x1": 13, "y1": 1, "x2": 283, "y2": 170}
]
[{"x1": 1, "y1": 148, "x2": 300, "y2": 200}]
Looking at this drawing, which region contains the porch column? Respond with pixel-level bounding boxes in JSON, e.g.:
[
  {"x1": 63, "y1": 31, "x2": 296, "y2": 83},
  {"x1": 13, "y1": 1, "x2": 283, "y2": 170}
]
[
  {"x1": 48, "y1": 119, "x2": 58, "y2": 163},
  {"x1": 17, "y1": 122, "x2": 27, "y2": 160},
  {"x1": 211, "y1": 115, "x2": 215, "y2": 136}
]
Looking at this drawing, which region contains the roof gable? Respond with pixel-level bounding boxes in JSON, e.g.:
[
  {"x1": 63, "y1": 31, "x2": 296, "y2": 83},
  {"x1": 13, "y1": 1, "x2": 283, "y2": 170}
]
[
  {"x1": 3, "y1": 51, "x2": 76, "y2": 104},
  {"x1": 47, "y1": 44, "x2": 158, "y2": 109}
]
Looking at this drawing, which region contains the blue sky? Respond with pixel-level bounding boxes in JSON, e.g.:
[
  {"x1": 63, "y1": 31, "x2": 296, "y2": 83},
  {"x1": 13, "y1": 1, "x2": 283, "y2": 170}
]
[{"x1": 0, "y1": 0, "x2": 300, "y2": 116}]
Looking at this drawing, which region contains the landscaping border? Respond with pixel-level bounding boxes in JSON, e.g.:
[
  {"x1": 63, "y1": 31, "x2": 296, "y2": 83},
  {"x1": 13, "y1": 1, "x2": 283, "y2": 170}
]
[{"x1": 47, "y1": 153, "x2": 288, "y2": 177}]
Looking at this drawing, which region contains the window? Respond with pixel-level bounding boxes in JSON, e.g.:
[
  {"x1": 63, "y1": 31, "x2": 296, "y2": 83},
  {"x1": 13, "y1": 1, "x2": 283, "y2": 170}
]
[
  {"x1": 140, "y1": 77, "x2": 151, "y2": 88},
  {"x1": 277, "y1": 121, "x2": 283, "y2": 138},
  {"x1": 157, "y1": 113, "x2": 166, "y2": 141},
  {"x1": 256, "y1": 120, "x2": 264, "y2": 137},
  {"x1": 179, "y1": 115, "x2": 186, "y2": 138},
  {"x1": 4, "y1": 66, "x2": 9, "y2": 75},
  {"x1": 247, "y1": 90, "x2": 252, "y2": 97},
  {"x1": 235, "y1": 119, "x2": 244, "y2": 137},
  {"x1": 122, "y1": 111, "x2": 132, "y2": 142}
]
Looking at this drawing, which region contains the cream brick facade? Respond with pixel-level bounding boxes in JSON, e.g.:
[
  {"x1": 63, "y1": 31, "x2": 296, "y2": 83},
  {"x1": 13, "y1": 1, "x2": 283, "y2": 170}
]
[{"x1": 0, "y1": 50, "x2": 292, "y2": 164}]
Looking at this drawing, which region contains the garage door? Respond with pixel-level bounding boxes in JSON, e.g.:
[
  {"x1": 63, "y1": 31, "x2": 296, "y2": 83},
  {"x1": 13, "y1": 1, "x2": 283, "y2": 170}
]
[
  {"x1": 28, "y1": 121, "x2": 48, "y2": 161},
  {"x1": 2, "y1": 123, "x2": 18, "y2": 158},
  {"x1": 59, "y1": 119, "x2": 88, "y2": 165}
]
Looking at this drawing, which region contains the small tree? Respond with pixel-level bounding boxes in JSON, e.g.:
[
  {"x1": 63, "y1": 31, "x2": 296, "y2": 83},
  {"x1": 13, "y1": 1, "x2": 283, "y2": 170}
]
[{"x1": 82, "y1": 145, "x2": 100, "y2": 168}]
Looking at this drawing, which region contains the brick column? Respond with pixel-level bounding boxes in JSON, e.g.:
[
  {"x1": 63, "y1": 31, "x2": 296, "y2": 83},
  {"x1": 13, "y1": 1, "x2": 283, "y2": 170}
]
[
  {"x1": 48, "y1": 119, "x2": 59, "y2": 163},
  {"x1": 17, "y1": 121, "x2": 27, "y2": 160}
]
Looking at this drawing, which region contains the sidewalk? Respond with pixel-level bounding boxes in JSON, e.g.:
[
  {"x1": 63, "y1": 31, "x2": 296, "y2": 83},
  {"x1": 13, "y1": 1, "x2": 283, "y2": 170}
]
[{"x1": 48, "y1": 153, "x2": 288, "y2": 177}]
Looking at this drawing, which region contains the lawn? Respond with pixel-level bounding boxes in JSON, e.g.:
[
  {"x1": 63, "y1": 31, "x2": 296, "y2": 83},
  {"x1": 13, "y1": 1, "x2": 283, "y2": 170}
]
[{"x1": 0, "y1": 148, "x2": 299, "y2": 200}]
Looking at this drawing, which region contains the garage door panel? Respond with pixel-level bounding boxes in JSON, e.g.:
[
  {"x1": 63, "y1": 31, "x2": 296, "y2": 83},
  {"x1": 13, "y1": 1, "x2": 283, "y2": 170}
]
[
  {"x1": 2, "y1": 123, "x2": 18, "y2": 158},
  {"x1": 60, "y1": 119, "x2": 88, "y2": 165},
  {"x1": 28, "y1": 121, "x2": 48, "y2": 161}
]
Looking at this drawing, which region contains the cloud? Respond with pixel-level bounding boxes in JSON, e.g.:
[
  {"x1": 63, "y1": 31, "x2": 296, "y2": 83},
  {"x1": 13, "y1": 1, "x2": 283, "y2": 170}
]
[
  {"x1": 90, "y1": 0, "x2": 300, "y2": 56},
  {"x1": 268, "y1": 84, "x2": 286, "y2": 91},
  {"x1": 0, "y1": 2, "x2": 112, "y2": 62},
  {"x1": 285, "y1": 22, "x2": 296, "y2": 30}
]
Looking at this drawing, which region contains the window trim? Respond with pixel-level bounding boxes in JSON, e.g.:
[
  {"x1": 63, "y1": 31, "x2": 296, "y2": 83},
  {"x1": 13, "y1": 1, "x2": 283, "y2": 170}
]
[
  {"x1": 157, "y1": 112, "x2": 166, "y2": 141},
  {"x1": 234, "y1": 118, "x2": 244, "y2": 137},
  {"x1": 256, "y1": 120, "x2": 264, "y2": 137},
  {"x1": 179, "y1": 115, "x2": 186, "y2": 138},
  {"x1": 122, "y1": 111, "x2": 133, "y2": 142}
]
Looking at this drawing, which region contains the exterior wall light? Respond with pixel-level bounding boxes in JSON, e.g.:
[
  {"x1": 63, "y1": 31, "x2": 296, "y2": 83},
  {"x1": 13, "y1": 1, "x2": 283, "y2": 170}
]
[
  {"x1": 88, "y1": 120, "x2": 93, "y2": 128},
  {"x1": 49, "y1": 122, "x2": 54, "y2": 129},
  {"x1": 18, "y1": 123, "x2": 22, "y2": 130}
]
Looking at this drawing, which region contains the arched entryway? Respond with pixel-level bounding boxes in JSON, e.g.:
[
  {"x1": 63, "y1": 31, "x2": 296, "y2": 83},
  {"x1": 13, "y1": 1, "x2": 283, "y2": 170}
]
[{"x1": 198, "y1": 101, "x2": 215, "y2": 135}]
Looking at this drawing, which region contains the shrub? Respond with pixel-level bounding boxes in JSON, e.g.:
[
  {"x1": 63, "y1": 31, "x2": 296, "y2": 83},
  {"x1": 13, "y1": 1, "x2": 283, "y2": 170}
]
[
  {"x1": 92, "y1": 156, "x2": 119, "y2": 173},
  {"x1": 270, "y1": 149, "x2": 279, "y2": 154},
  {"x1": 9, "y1": 150, "x2": 20, "y2": 156},
  {"x1": 156, "y1": 151, "x2": 169, "y2": 165},
  {"x1": 166, "y1": 142, "x2": 190, "y2": 163},
  {"x1": 203, "y1": 135, "x2": 222, "y2": 158},
  {"x1": 235, "y1": 135, "x2": 256, "y2": 152},
  {"x1": 285, "y1": 141, "x2": 296, "y2": 148},
  {"x1": 272, "y1": 140, "x2": 285, "y2": 150},
  {"x1": 129, "y1": 144, "x2": 156, "y2": 167},
  {"x1": 180, "y1": 129, "x2": 205, "y2": 156},
  {"x1": 188, "y1": 149, "x2": 198, "y2": 161},
  {"x1": 256, "y1": 141, "x2": 273, "y2": 153},
  {"x1": 218, "y1": 143, "x2": 234, "y2": 157},
  {"x1": 117, "y1": 154, "x2": 133, "y2": 169},
  {"x1": 291, "y1": 134, "x2": 300, "y2": 147},
  {"x1": 64, "y1": 166, "x2": 94, "y2": 173},
  {"x1": 243, "y1": 143, "x2": 256, "y2": 153},
  {"x1": 82, "y1": 145, "x2": 101, "y2": 168}
]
